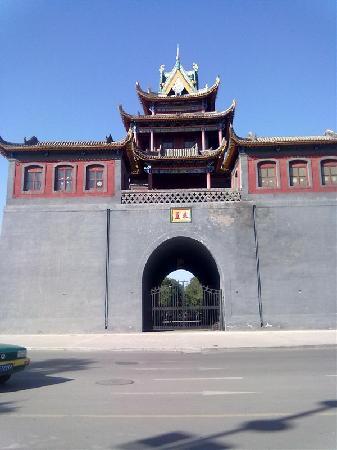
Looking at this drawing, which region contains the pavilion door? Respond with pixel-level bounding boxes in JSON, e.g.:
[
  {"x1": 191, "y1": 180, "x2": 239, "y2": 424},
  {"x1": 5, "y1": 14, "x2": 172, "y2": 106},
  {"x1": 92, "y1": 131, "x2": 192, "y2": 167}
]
[{"x1": 150, "y1": 283, "x2": 223, "y2": 331}]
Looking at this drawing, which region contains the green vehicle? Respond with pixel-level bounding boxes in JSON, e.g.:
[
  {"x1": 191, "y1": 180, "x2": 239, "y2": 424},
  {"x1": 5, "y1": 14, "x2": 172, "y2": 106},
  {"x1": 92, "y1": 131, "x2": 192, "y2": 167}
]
[{"x1": 0, "y1": 343, "x2": 30, "y2": 384}]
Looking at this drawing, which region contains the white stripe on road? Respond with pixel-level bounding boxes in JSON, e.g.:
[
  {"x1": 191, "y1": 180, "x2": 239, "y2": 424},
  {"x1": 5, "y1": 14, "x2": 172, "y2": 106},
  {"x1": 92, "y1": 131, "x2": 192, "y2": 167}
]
[
  {"x1": 153, "y1": 377, "x2": 243, "y2": 381},
  {"x1": 135, "y1": 368, "x2": 185, "y2": 371},
  {"x1": 325, "y1": 374, "x2": 337, "y2": 377},
  {"x1": 105, "y1": 391, "x2": 258, "y2": 396},
  {"x1": 4, "y1": 412, "x2": 336, "y2": 418},
  {"x1": 135, "y1": 367, "x2": 232, "y2": 371},
  {"x1": 203, "y1": 391, "x2": 255, "y2": 396}
]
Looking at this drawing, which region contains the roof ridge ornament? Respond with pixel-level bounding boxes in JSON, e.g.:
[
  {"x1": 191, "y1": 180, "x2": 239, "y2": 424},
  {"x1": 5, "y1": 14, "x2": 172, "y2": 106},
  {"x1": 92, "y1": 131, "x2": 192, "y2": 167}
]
[
  {"x1": 247, "y1": 131, "x2": 257, "y2": 140},
  {"x1": 324, "y1": 129, "x2": 337, "y2": 138},
  {"x1": 24, "y1": 136, "x2": 39, "y2": 145},
  {"x1": 176, "y1": 44, "x2": 180, "y2": 67}
]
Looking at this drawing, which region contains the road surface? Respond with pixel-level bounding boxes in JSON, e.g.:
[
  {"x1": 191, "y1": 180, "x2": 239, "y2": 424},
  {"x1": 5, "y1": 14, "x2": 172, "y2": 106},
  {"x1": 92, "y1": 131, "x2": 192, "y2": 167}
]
[{"x1": 0, "y1": 347, "x2": 336, "y2": 449}]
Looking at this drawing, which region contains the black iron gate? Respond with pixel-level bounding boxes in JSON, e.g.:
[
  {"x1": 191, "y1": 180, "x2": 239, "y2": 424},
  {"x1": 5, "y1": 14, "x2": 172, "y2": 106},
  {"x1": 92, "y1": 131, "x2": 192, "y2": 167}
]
[{"x1": 150, "y1": 283, "x2": 223, "y2": 331}]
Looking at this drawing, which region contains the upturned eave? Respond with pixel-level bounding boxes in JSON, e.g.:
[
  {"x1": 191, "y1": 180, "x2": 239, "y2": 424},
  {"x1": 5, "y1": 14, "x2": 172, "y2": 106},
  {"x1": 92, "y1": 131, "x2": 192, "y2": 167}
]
[
  {"x1": 119, "y1": 100, "x2": 235, "y2": 131},
  {"x1": 133, "y1": 138, "x2": 228, "y2": 174},
  {"x1": 136, "y1": 78, "x2": 220, "y2": 114}
]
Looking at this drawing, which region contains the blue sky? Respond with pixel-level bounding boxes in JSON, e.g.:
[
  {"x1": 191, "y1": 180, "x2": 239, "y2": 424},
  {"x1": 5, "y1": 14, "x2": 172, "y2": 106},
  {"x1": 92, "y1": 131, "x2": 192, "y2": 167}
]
[{"x1": 0, "y1": 0, "x2": 336, "y2": 230}]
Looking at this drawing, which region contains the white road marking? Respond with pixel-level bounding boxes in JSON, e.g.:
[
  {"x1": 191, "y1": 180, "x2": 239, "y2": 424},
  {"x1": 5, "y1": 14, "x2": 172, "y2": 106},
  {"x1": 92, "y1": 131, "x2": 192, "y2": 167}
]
[
  {"x1": 135, "y1": 367, "x2": 184, "y2": 371},
  {"x1": 100, "y1": 391, "x2": 258, "y2": 396},
  {"x1": 153, "y1": 377, "x2": 243, "y2": 381},
  {"x1": 202, "y1": 391, "x2": 256, "y2": 396},
  {"x1": 3, "y1": 412, "x2": 336, "y2": 418},
  {"x1": 135, "y1": 367, "x2": 232, "y2": 371},
  {"x1": 325, "y1": 374, "x2": 337, "y2": 377}
]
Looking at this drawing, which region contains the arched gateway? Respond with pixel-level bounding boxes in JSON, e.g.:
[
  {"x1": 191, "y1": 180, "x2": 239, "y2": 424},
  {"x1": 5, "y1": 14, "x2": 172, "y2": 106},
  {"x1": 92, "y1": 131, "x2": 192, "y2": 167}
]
[{"x1": 142, "y1": 237, "x2": 222, "y2": 331}]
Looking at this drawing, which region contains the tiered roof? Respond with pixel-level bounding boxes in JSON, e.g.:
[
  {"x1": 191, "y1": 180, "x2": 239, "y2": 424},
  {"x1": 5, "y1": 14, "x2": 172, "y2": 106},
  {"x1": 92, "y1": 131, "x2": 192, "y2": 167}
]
[
  {"x1": 136, "y1": 79, "x2": 220, "y2": 114},
  {"x1": 119, "y1": 100, "x2": 235, "y2": 131},
  {"x1": 3, "y1": 50, "x2": 335, "y2": 178}
]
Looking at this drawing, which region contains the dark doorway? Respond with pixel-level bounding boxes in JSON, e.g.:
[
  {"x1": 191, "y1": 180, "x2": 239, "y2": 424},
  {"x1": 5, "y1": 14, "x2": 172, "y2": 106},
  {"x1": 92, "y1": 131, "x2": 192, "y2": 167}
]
[
  {"x1": 152, "y1": 173, "x2": 206, "y2": 189},
  {"x1": 142, "y1": 237, "x2": 221, "y2": 331}
]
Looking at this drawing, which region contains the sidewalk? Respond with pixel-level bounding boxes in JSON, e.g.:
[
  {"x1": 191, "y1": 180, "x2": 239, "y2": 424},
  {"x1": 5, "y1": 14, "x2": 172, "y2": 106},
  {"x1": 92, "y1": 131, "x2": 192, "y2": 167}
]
[{"x1": 0, "y1": 330, "x2": 336, "y2": 352}]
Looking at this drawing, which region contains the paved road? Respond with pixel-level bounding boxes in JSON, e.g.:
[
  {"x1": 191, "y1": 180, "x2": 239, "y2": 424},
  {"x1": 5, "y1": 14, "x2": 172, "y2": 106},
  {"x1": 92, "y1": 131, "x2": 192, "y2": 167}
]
[{"x1": 0, "y1": 347, "x2": 336, "y2": 450}]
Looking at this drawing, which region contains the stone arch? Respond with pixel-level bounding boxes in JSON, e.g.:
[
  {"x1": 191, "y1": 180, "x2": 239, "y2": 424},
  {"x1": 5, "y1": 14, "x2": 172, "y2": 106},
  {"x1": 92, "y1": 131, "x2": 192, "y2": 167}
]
[{"x1": 142, "y1": 236, "x2": 220, "y2": 331}]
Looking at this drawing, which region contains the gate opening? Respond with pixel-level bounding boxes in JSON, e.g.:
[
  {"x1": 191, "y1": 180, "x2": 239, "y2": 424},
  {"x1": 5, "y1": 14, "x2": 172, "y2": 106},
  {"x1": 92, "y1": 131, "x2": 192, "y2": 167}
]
[{"x1": 142, "y1": 237, "x2": 221, "y2": 331}]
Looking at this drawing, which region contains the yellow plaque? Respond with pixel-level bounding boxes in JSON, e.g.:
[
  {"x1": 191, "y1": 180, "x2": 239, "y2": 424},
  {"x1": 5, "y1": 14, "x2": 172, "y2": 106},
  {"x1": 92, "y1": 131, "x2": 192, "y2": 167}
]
[{"x1": 170, "y1": 208, "x2": 192, "y2": 223}]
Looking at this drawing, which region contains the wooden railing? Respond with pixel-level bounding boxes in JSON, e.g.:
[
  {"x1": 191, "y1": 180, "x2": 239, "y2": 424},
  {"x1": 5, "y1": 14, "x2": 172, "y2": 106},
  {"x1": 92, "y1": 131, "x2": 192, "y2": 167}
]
[
  {"x1": 164, "y1": 146, "x2": 199, "y2": 157},
  {"x1": 144, "y1": 145, "x2": 200, "y2": 158}
]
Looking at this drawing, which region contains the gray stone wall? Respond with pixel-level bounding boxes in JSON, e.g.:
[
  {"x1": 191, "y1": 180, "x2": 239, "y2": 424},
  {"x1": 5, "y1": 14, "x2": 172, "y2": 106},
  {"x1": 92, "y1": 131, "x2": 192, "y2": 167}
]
[
  {"x1": 0, "y1": 158, "x2": 336, "y2": 332},
  {"x1": 254, "y1": 198, "x2": 337, "y2": 329}
]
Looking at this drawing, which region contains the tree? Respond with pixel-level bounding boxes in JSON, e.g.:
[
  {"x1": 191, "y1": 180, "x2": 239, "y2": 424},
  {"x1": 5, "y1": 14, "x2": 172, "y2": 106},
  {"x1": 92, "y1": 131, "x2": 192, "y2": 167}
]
[
  {"x1": 185, "y1": 277, "x2": 203, "y2": 306},
  {"x1": 159, "y1": 277, "x2": 183, "y2": 306}
]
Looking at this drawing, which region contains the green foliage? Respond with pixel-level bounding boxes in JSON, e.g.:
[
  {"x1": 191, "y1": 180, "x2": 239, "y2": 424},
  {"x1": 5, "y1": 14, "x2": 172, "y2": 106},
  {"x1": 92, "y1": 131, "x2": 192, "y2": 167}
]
[
  {"x1": 185, "y1": 277, "x2": 203, "y2": 306},
  {"x1": 159, "y1": 276, "x2": 203, "y2": 307},
  {"x1": 159, "y1": 277, "x2": 183, "y2": 306}
]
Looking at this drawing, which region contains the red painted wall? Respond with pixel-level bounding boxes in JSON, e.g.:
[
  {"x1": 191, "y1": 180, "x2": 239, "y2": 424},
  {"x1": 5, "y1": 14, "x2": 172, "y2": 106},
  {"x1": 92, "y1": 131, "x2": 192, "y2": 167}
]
[
  {"x1": 247, "y1": 155, "x2": 337, "y2": 194},
  {"x1": 13, "y1": 160, "x2": 115, "y2": 198}
]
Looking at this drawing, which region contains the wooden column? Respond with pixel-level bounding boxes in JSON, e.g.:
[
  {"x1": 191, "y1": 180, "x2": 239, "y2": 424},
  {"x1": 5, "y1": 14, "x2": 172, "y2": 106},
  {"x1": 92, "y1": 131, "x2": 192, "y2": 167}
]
[
  {"x1": 206, "y1": 172, "x2": 211, "y2": 189},
  {"x1": 218, "y1": 128, "x2": 223, "y2": 146},
  {"x1": 150, "y1": 130, "x2": 154, "y2": 151},
  {"x1": 201, "y1": 128, "x2": 206, "y2": 150}
]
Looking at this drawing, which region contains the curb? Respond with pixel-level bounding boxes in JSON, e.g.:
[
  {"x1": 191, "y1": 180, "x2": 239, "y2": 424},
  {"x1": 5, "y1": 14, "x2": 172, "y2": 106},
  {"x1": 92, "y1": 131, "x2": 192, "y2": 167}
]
[{"x1": 1, "y1": 330, "x2": 336, "y2": 352}]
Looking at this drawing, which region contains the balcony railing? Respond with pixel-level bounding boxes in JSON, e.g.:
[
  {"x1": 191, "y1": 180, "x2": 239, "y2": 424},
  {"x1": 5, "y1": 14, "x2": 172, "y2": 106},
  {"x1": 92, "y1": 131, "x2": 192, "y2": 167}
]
[
  {"x1": 121, "y1": 189, "x2": 241, "y2": 204},
  {"x1": 144, "y1": 144, "x2": 200, "y2": 158},
  {"x1": 164, "y1": 146, "x2": 199, "y2": 157}
]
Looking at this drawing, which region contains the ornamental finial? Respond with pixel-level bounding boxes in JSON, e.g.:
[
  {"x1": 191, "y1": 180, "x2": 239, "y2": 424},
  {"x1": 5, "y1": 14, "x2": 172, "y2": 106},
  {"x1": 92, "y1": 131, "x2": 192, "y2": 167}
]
[{"x1": 176, "y1": 44, "x2": 180, "y2": 64}]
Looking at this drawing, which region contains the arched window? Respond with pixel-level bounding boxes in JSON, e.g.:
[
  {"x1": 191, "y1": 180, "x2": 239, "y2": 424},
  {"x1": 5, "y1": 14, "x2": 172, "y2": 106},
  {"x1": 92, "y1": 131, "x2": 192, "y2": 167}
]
[
  {"x1": 321, "y1": 160, "x2": 337, "y2": 185},
  {"x1": 23, "y1": 165, "x2": 43, "y2": 191},
  {"x1": 55, "y1": 165, "x2": 73, "y2": 192},
  {"x1": 86, "y1": 165, "x2": 104, "y2": 191},
  {"x1": 289, "y1": 161, "x2": 308, "y2": 187},
  {"x1": 257, "y1": 161, "x2": 277, "y2": 188}
]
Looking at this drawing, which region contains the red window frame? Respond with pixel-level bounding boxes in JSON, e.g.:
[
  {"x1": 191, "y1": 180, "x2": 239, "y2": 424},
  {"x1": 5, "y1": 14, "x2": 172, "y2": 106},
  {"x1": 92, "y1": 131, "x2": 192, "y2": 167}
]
[
  {"x1": 86, "y1": 165, "x2": 104, "y2": 191},
  {"x1": 289, "y1": 161, "x2": 308, "y2": 187},
  {"x1": 321, "y1": 160, "x2": 337, "y2": 185},
  {"x1": 55, "y1": 166, "x2": 73, "y2": 192},
  {"x1": 258, "y1": 162, "x2": 277, "y2": 188},
  {"x1": 23, "y1": 166, "x2": 43, "y2": 192}
]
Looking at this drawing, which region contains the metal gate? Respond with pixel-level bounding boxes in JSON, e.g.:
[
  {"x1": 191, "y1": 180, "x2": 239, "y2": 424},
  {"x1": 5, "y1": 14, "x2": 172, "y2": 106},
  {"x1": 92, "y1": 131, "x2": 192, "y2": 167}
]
[{"x1": 150, "y1": 283, "x2": 223, "y2": 331}]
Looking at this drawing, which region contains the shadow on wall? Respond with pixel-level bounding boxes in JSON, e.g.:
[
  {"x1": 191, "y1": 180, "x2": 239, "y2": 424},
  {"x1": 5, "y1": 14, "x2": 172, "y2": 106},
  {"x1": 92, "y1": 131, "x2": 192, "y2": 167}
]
[{"x1": 117, "y1": 400, "x2": 337, "y2": 450}]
